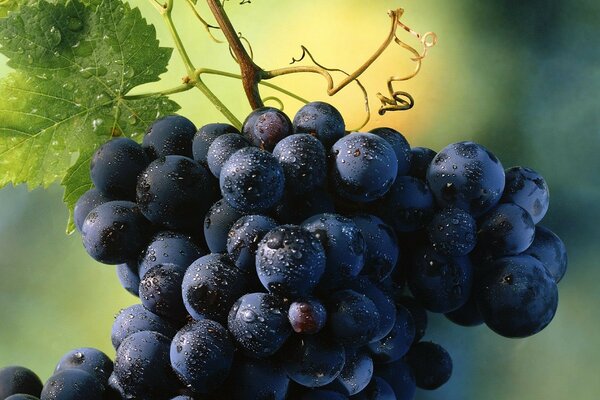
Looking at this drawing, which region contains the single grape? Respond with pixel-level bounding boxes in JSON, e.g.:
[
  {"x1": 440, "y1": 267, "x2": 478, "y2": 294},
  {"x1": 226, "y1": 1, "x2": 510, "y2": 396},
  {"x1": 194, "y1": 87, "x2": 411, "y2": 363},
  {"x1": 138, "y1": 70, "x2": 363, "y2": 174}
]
[
  {"x1": 426, "y1": 141, "x2": 505, "y2": 216},
  {"x1": 136, "y1": 155, "x2": 216, "y2": 231},
  {"x1": 226, "y1": 356, "x2": 290, "y2": 400},
  {"x1": 182, "y1": 253, "x2": 248, "y2": 323},
  {"x1": 477, "y1": 202, "x2": 535, "y2": 256},
  {"x1": 137, "y1": 231, "x2": 205, "y2": 279},
  {"x1": 326, "y1": 348, "x2": 373, "y2": 396},
  {"x1": 288, "y1": 299, "x2": 327, "y2": 334},
  {"x1": 142, "y1": 115, "x2": 196, "y2": 159},
  {"x1": 40, "y1": 369, "x2": 104, "y2": 400},
  {"x1": 81, "y1": 201, "x2": 149, "y2": 264},
  {"x1": 346, "y1": 277, "x2": 396, "y2": 342},
  {"x1": 226, "y1": 214, "x2": 278, "y2": 272},
  {"x1": 408, "y1": 246, "x2": 473, "y2": 313},
  {"x1": 373, "y1": 176, "x2": 435, "y2": 233},
  {"x1": 374, "y1": 359, "x2": 416, "y2": 400},
  {"x1": 351, "y1": 214, "x2": 399, "y2": 282},
  {"x1": 242, "y1": 107, "x2": 293, "y2": 151},
  {"x1": 523, "y1": 225, "x2": 567, "y2": 283},
  {"x1": 206, "y1": 133, "x2": 250, "y2": 178},
  {"x1": 408, "y1": 146, "x2": 436, "y2": 180},
  {"x1": 0, "y1": 366, "x2": 43, "y2": 398},
  {"x1": 292, "y1": 101, "x2": 345, "y2": 149},
  {"x1": 90, "y1": 137, "x2": 149, "y2": 200},
  {"x1": 444, "y1": 294, "x2": 483, "y2": 327},
  {"x1": 501, "y1": 166, "x2": 549, "y2": 224},
  {"x1": 256, "y1": 225, "x2": 326, "y2": 297},
  {"x1": 302, "y1": 213, "x2": 366, "y2": 289},
  {"x1": 114, "y1": 331, "x2": 176, "y2": 398},
  {"x1": 352, "y1": 376, "x2": 396, "y2": 400},
  {"x1": 116, "y1": 261, "x2": 140, "y2": 297},
  {"x1": 54, "y1": 348, "x2": 113, "y2": 384},
  {"x1": 368, "y1": 305, "x2": 415, "y2": 364},
  {"x1": 406, "y1": 341, "x2": 453, "y2": 390},
  {"x1": 475, "y1": 255, "x2": 558, "y2": 338},
  {"x1": 369, "y1": 127, "x2": 411, "y2": 176},
  {"x1": 395, "y1": 295, "x2": 428, "y2": 343},
  {"x1": 427, "y1": 207, "x2": 477, "y2": 256},
  {"x1": 274, "y1": 189, "x2": 336, "y2": 225},
  {"x1": 111, "y1": 304, "x2": 177, "y2": 350},
  {"x1": 326, "y1": 289, "x2": 380, "y2": 346},
  {"x1": 220, "y1": 147, "x2": 285, "y2": 213},
  {"x1": 73, "y1": 188, "x2": 113, "y2": 233},
  {"x1": 282, "y1": 334, "x2": 346, "y2": 388},
  {"x1": 139, "y1": 263, "x2": 187, "y2": 321},
  {"x1": 204, "y1": 199, "x2": 247, "y2": 253},
  {"x1": 273, "y1": 133, "x2": 327, "y2": 195},
  {"x1": 228, "y1": 293, "x2": 291, "y2": 358},
  {"x1": 192, "y1": 122, "x2": 240, "y2": 164},
  {"x1": 331, "y1": 133, "x2": 398, "y2": 202},
  {"x1": 170, "y1": 319, "x2": 234, "y2": 394}
]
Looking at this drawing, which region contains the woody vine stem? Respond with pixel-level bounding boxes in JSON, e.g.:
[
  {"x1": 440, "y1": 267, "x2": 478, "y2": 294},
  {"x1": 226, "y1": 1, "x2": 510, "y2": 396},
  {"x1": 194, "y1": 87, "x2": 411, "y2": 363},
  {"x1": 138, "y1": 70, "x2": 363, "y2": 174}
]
[{"x1": 142, "y1": 0, "x2": 437, "y2": 130}]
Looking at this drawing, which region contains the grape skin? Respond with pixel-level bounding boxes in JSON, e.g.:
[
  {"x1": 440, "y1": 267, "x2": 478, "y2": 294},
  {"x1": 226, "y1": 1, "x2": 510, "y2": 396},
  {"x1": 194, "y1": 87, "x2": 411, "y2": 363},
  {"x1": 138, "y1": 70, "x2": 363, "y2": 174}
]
[
  {"x1": 192, "y1": 122, "x2": 240, "y2": 165},
  {"x1": 292, "y1": 101, "x2": 346, "y2": 149},
  {"x1": 142, "y1": 115, "x2": 197, "y2": 159},
  {"x1": 0, "y1": 366, "x2": 43, "y2": 399}
]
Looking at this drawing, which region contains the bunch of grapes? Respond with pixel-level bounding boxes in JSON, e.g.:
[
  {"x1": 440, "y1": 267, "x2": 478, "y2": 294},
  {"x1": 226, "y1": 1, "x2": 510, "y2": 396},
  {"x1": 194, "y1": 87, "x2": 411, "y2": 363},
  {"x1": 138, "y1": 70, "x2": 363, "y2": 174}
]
[{"x1": 0, "y1": 102, "x2": 567, "y2": 400}]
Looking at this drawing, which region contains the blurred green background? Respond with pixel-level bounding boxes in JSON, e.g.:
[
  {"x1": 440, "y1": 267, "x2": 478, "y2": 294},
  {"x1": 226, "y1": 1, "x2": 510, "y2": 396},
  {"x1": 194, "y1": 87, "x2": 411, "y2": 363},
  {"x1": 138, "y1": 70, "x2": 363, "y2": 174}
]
[{"x1": 0, "y1": 0, "x2": 599, "y2": 399}]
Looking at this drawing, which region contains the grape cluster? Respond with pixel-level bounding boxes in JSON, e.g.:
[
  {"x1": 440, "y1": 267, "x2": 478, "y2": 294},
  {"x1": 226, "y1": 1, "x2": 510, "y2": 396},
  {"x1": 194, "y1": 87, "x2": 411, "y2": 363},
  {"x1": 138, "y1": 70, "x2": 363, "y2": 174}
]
[{"x1": 2, "y1": 102, "x2": 567, "y2": 400}]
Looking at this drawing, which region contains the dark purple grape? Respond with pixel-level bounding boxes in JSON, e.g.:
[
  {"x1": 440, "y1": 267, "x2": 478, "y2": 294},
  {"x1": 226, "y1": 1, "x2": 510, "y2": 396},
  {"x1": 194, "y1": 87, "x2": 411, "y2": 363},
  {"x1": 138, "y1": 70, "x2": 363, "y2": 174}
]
[
  {"x1": 228, "y1": 293, "x2": 291, "y2": 358},
  {"x1": 226, "y1": 356, "x2": 290, "y2": 400},
  {"x1": 273, "y1": 133, "x2": 327, "y2": 195},
  {"x1": 90, "y1": 137, "x2": 149, "y2": 200},
  {"x1": 351, "y1": 215, "x2": 399, "y2": 282},
  {"x1": 426, "y1": 141, "x2": 505, "y2": 217},
  {"x1": 369, "y1": 127, "x2": 411, "y2": 176},
  {"x1": 395, "y1": 295, "x2": 428, "y2": 343},
  {"x1": 501, "y1": 166, "x2": 549, "y2": 224},
  {"x1": 170, "y1": 320, "x2": 234, "y2": 394},
  {"x1": 137, "y1": 231, "x2": 205, "y2": 279},
  {"x1": 220, "y1": 147, "x2": 285, "y2": 213},
  {"x1": 226, "y1": 215, "x2": 278, "y2": 273},
  {"x1": 477, "y1": 202, "x2": 535, "y2": 257},
  {"x1": 81, "y1": 201, "x2": 149, "y2": 264},
  {"x1": 302, "y1": 213, "x2": 366, "y2": 289},
  {"x1": 256, "y1": 225, "x2": 326, "y2": 297},
  {"x1": 206, "y1": 133, "x2": 250, "y2": 178},
  {"x1": 54, "y1": 348, "x2": 113, "y2": 384},
  {"x1": 182, "y1": 253, "x2": 248, "y2": 323},
  {"x1": 111, "y1": 304, "x2": 177, "y2": 350},
  {"x1": 139, "y1": 263, "x2": 187, "y2": 321},
  {"x1": 5, "y1": 395, "x2": 40, "y2": 400},
  {"x1": 242, "y1": 107, "x2": 293, "y2": 151},
  {"x1": 346, "y1": 277, "x2": 396, "y2": 342},
  {"x1": 204, "y1": 199, "x2": 247, "y2": 253},
  {"x1": 192, "y1": 123, "x2": 240, "y2": 164},
  {"x1": 475, "y1": 255, "x2": 558, "y2": 338},
  {"x1": 406, "y1": 341, "x2": 452, "y2": 390},
  {"x1": 352, "y1": 376, "x2": 395, "y2": 400},
  {"x1": 288, "y1": 299, "x2": 327, "y2": 334},
  {"x1": 114, "y1": 331, "x2": 176, "y2": 398},
  {"x1": 373, "y1": 176, "x2": 435, "y2": 233},
  {"x1": 274, "y1": 189, "x2": 336, "y2": 225},
  {"x1": 41, "y1": 369, "x2": 104, "y2": 400},
  {"x1": 292, "y1": 101, "x2": 345, "y2": 149},
  {"x1": 300, "y1": 390, "x2": 348, "y2": 400},
  {"x1": 116, "y1": 261, "x2": 140, "y2": 297},
  {"x1": 408, "y1": 146, "x2": 436, "y2": 180},
  {"x1": 326, "y1": 348, "x2": 373, "y2": 396},
  {"x1": 326, "y1": 289, "x2": 380, "y2": 346},
  {"x1": 375, "y1": 359, "x2": 416, "y2": 400},
  {"x1": 331, "y1": 133, "x2": 398, "y2": 202},
  {"x1": 523, "y1": 225, "x2": 567, "y2": 283},
  {"x1": 408, "y1": 246, "x2": 473, "y2": 313},
  {"x1": 74, "y1": 188, "x2": 113, "y2": 233},
  {"x1": 143, "y1": 115, "x2": 196, "y2": 159},
  {"x1": 444, "y1": 294, "x2": 483, "y2": 327},
  {"x1": 427, "y1": 207, "x2": 477, "y2": 257},
  {"x1": 367, "y1": 304, "x2": 415, "y2": 364},
  {"x1": 136, "y1": 155, "x2": 216, "y2": 231},
  {"x1": 282, "y1": 334, "x2": 346, "y2": 388},
  {"x1": 0, "y1": 366, "x2": 42, "y2": 398}
]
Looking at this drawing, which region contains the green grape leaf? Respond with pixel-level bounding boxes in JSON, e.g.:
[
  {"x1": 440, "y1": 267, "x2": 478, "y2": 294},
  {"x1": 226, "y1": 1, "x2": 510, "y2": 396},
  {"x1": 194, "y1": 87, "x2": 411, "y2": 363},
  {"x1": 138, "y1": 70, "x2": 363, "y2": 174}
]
[{"x1": 0, "y1": 0, "x2": 179, "y2": 233}]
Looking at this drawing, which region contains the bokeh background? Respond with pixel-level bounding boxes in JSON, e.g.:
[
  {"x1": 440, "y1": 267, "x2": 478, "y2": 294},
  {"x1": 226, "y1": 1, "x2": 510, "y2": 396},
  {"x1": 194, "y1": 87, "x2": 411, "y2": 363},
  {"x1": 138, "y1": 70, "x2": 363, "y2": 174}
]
[{"x1": 1, "y1": 0, "x2": 599, "y2": 399}]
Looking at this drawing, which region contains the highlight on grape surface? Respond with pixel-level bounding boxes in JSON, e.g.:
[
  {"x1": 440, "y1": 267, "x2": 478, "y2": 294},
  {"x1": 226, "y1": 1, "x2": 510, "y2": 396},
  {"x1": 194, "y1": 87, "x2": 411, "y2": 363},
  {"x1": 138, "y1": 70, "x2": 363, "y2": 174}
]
[{"x1": 0, "y1": 1, "x2": 567, "y2": 400}]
